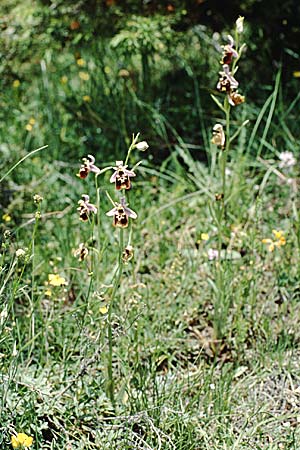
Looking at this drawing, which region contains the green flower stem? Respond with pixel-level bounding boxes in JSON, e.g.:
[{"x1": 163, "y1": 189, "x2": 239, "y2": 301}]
[
  {"x1": 95, "y1": 175, "x2": 102, "y2": 287},
  {"x1": 106, "y1": 136, "x2": 137, "y2": 405},
  {"x1": 28, "y1": 204, "x2": 42, "y2": 360},
  {"x1": 124, "y1": 132, "x2": 140, "y2": 166},
  {"x1": 107, "y1": 227, "x2": 124, "y2": 407},
  {"x1": 0, "y1": 145, "x2": 47, "y2": 184},
  {"x1": 215, "y1": 99, "x2": 231, "y2": 340}
]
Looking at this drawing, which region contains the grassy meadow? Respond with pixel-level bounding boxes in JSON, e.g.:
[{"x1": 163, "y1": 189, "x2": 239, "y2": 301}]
[{"x1": 1, "y1": 3, "x2": 300, "y2": 449}]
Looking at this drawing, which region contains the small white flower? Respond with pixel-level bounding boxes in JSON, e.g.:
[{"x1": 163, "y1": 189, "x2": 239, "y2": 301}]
[
  {"x1": 16, "y1": 249, "x2": 26, "y2": 258},
  {"x1": 135, "y1": 141, "x2": 149, "y2": 152},
  {"x1": 236, "y1": 16, "x2": 244, "y2": 33},
  {"x1": 279, "y1": 151, "x2": 296, "y2": 168},
  {"x1": 207, "y1": 249, "x2": 219, "y2": 260}
]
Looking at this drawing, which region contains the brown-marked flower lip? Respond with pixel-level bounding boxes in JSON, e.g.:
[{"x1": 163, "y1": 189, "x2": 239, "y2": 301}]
[
  {"x1": 106, "y1": 197, "x2": 137, "y2": 228},
  {"x1": 228, "y1": 91, "x2": 245, "y2": 106},
  {"x1": 217, "y1": 64, "x2": 239, "y2": 93},
  {"x1": 122, "y1": 244, "x2": 134, "y2": 263},
  {"x1": 74, "y1": 243, "x2": 89, "y2": 261},
  {"x1": 220, "y1": 35, "x2": 238, "y2": 65},
  {"x1": 77, "y1": 194, "x2": 97, "y2": 221},
  {"x1": 110, "y1": 161, "x2": 136, "y2": 190},
  {"x1": 78, "y1": 154, "x2": 100, "y2": 178},
  {"x1": 211, "y1": 123, "x2": 225, "y2": 149}
]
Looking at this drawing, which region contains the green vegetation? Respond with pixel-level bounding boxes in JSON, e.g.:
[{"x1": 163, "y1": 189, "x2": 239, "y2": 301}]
[{"x1": 1, "y1": 2, "x2": 300, "y2": 449}]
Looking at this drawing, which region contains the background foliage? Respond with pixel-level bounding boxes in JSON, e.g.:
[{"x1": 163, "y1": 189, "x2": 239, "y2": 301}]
[{"x1": 1, "y1": 0, "x2": 299, "y2": 164}]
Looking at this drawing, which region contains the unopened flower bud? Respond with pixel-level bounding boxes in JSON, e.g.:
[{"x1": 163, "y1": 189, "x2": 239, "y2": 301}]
[
  {"x1": 33, "y1": 194, "x2": 43, "y2": 204},
  {"x1": 236, "y1": 16, "x2": 244, "y2": 33},
  {"x1": 135, "y1": 141, "x2": 149, "y2": 152}
]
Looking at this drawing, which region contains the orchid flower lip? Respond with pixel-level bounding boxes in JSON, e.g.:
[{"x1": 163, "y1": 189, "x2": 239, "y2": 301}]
[
  {"x1": 106, "y1": 197, "x2": 137, "y2": 227},
  {"x1": 78, "y1": 154, "x2": 100, "y2": 178},
  {"x1": 109, "y1": 160, "x2": 136, "y2": 189}
]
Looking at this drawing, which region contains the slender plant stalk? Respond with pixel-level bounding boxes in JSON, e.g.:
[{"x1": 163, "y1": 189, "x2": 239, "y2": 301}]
[
  {"x1": 107, "y1": 228, "x2": 124, "y2": 406},
  {"x1": 28, "y1": 203, "x2": 42, "y2": 361},
  {"x1": 0, "y1": 145, "x2": 48, "y2": 184},
  {"x1": 212, "y1": 20, "x2": 245, "y2": 342}
]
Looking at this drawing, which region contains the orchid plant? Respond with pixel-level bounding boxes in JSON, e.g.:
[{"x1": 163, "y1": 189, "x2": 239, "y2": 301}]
[
  {"x1": 210, "y1": 17, "x2": 247, "y2": 341},
  {"x1": 75, "y1": 132, "x2": 148, "y2": 406}
]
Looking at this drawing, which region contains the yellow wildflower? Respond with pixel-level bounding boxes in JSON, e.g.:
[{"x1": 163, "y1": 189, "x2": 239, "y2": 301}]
[
  {"x1": 262, "y1": 238, "x2": 275, "y2": 252},
  {"x1": 45, "y1": 289, "x2": 52, "y2": 297},
  {"x1": 77, "y1": 58, "x2": 85, "y2": 66},
  {"x1": 100, "y1": 305, "x2": 108, "y2": 315},
  {"x1": 104, "y1": 66, "x2": 111, "y2": 74},
  {"x1": 61, "y1": 76, "x2": 68, "y2": 84},
  {"x1": 274, "y1": 239, "x2": 285, "y2": 248},
  {"x1": 262, "y1": 230, "x2": 286, "y2": 252},
  {"x1": 11, "y1": 432, "x2": 33, "y2": 448},
  {"x1": 29, "y1": 118, "x2": 35, "y2": 125},
  {"x1": 82, "y1": 95, "x2": 91, "y2": 102},
  {"x1": 79, "y1": 71, "x2": 90, "y2": 81},
  {"x1": 293, "y1": 71, "x2": 300, "y2": 78},
  {"x1": 272, "y1": 229, "x2": 283, "y2": 240},
  {"x1": 2, "y1": 213, "x2": 11, "y2": 222},
  {"x1": 272, "y1": 230, "x2": 286, "y2": 247},
  {"x1": 201, "y1": 233, "x2": 209, "y2": 241},
  {"x1": 25, "y1": 124, "x2": 33, "y2": 132},
  {"x1": 12, "y1": 80, "x2": 20, "y2": 88},
  {"x1": 48, "y1": 274, "x2": 67, "y2": 287}
]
